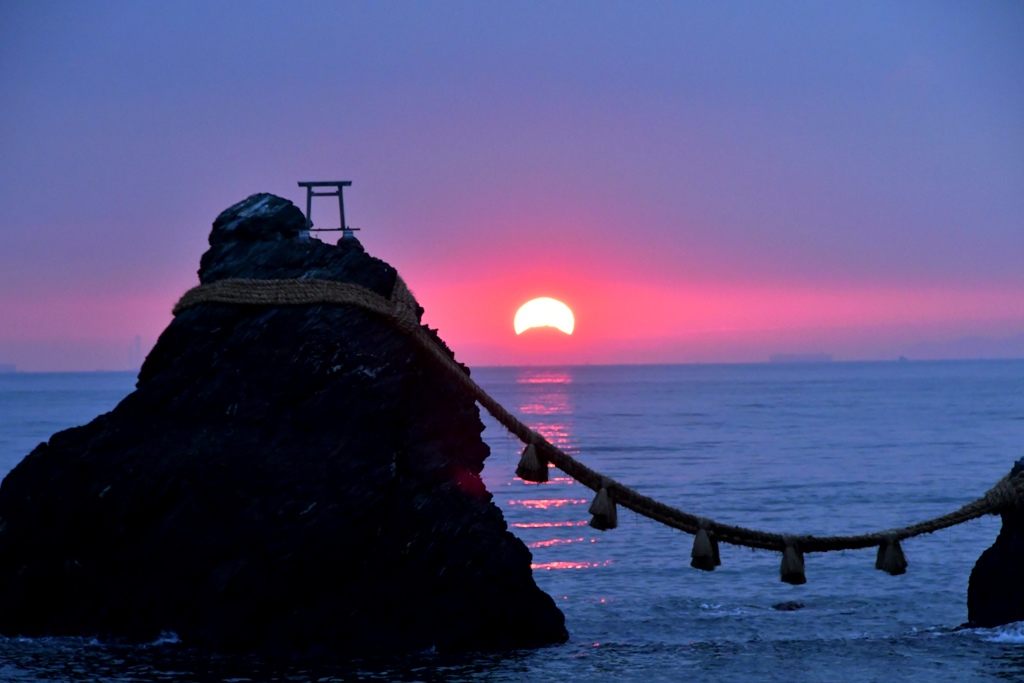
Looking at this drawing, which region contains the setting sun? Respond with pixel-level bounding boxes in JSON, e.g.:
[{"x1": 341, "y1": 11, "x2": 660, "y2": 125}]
[{"x1": 514, "y1": 298, "x2": 575, "y2": 335}]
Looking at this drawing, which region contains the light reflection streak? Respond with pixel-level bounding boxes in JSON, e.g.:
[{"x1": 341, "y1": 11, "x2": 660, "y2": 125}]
[
  {"x1": 516, "y1": 370, "x2": 573, "y2": 385},
  {"x1": 507, "y1": 498, "x2": 588, "y2": 509},
  {"x1": 530, "y1": 424, "x2": 575, "y2": 452},
  {"x1": 528, "y1": 537, "x2": 586, "y2": 548},
  {"x1": 531, "y1": 560, "x2": 613, "y2": 570},
  {"x1": 511, "y1": 521, "x2": 589, "y2": 528},
  {"x1": 513, "y1": 469, "x2": 574, "y2": 485},
  {"x1": 520, "y1": 401, "x2": 570, "y2": 416}
]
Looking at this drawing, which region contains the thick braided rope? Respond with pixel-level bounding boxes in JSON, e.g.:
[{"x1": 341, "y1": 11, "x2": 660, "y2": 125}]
[{"x1": 174, "y1": 277, "x2": 1023, "y2": 554}]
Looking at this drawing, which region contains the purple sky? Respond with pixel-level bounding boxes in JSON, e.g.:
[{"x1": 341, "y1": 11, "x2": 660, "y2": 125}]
[{"x1": 2, "y1": 1, "x2": 1022, "y2": 370}]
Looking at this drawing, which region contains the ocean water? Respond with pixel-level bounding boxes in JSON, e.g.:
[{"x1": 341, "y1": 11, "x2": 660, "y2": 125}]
[{"x1": 1, "y1": 361, "x2": 1023, "y2": 681}]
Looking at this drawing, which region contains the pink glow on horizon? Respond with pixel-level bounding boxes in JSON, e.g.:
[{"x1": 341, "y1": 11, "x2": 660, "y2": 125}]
[
  {"x1": 2, "y1": 257, "x2": 1022, "y2": 371},
  {"x1": 413, "y1": 268, "x2": 1024, "y2": 365},
  {"x1": 1, "y1": 3, "x2": 1021, "y2": 370}
]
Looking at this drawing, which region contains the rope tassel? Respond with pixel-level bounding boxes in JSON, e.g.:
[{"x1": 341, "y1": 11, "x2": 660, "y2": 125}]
[
  {"x1": 780, "y1": 543, "x2": 806, "y2": 585},
  {"x1": 589, "y1": 486, "x2": 618, "y2": 530},
  {"x1": 515, "y1": 441, "x2": 548, "y2": 483},
  {"x1": 875, "y1": 538, "x2": 908, "y2": 576},
  {"x1": 690, "y1": 526, "x2": 721, "y2": 571}
]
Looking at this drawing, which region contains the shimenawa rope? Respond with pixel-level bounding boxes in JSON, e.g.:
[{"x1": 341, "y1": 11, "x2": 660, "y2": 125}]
[{"x1": 174, "y1": 277, "x2": 1023, "y2": 584}]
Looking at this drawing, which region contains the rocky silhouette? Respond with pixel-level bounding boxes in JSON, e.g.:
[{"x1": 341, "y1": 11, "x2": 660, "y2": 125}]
[
  {"x1": 967, "y1": 458, "x2": 1024, "y2": 628},
  {"x1": 0, "y1": 193, "x2": 567, "y2": 658}
]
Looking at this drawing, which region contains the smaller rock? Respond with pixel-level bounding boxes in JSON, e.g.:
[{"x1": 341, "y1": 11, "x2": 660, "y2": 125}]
[
  {"x1": 772, "y1": 601, "x2": 804, "y2": 611},
  {"x1": 967, "y1": 458, "x2": 1024, "y2": 628}
]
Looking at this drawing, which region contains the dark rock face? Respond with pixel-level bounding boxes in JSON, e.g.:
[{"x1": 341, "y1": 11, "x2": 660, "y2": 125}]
[
  {"x1": 771, "y1": 601, "x2": 804, "y2": 612},
  {"x1": 0, "y1": 193, "x2": 567, "y2": 657},
  {"x1": 967, "y1": 459, "x2": 1024, "y2": 628}
]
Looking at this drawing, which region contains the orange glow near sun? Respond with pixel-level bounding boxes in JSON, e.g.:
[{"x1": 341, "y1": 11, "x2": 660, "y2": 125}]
[{"x1": 514, "y1": 297, "x2": 575, "y2": 335}]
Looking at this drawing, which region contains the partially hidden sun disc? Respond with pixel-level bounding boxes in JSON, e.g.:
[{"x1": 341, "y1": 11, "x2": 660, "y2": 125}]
[{"x1": 514, "y1": 298, "x2": 574, "y2": 335}]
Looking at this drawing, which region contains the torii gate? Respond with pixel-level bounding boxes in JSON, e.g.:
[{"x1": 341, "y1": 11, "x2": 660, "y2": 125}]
[{"x1": 298, "y1": 181, "x2": 359, "y2": 238}]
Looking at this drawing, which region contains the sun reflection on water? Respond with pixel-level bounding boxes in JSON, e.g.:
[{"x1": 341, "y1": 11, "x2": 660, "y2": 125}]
[
  {"x1": 511, "y1": 521, "x2": 589, "y2": 529},
  {"x1": 516, "y1": 369, "x2": 577, "y2": 453},
  {"x1": 519, "y1": 402, "x2": 570, "y2": 416},
  {"x1": 507, "y1": 367, "x2": 611, "y2": 570},
  {"x1": 528, "y1": 537, "x2": 586, "y2": 549},
  {"x1": 506, "y1": 498, "x2": 588, "y2": 509},
  {"x1": 531, "y1": 560, "x2": 613, "y2": 571},
  {"x1": 516, "y1": 370, "x2": 573, "y2": 385}
]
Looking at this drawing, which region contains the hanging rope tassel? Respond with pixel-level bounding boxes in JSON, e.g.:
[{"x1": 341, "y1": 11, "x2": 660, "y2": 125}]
[
  {"x1": 690, "y1": 524, "x2": 721, "y2": 571},
  {"x1": 589, "y1": 484, "x2": 618, "y2": 530},
  {"x1": 515, "y1": 437, "x2": 548, "y2": 483},
  {"x1": 780, "y1": 542, "x2": 806, "y2": 585},
  {"x1": 875, "y1": 537, "x2": 908, "y2": 576}
]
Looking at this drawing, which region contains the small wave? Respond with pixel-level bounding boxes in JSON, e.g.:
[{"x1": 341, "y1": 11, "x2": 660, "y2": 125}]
[
  {"x1": 8, "y1": 635, "x2": 103, "y2": 648},
  {"x1": 698, "y1": 603, "x2": 752, "y2": 618},
  {"x1": 144, "y1": 631, "x2": 181, "y2": 647},
  {"x1": 967, "y1": 622, "x2": 1024, "y2": 643}
]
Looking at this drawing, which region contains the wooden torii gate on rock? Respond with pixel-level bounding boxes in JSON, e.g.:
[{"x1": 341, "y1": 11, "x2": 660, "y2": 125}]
[{"x1": 298, "y1": 181, "x2": 359, "y2": 239}]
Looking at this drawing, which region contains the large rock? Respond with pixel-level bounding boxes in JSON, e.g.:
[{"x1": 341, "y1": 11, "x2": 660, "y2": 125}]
[
  {"x1": 0, "y1": 193, "x2": 567, "y2": 657},
  {"x1": 967, "y1": 459, "x2": 1024, "y2": 628}
]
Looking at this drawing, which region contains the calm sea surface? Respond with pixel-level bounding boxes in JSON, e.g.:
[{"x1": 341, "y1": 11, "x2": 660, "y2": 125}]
[{"x1": 1, "y1": 361, "x2": 1023, "y2": 681}]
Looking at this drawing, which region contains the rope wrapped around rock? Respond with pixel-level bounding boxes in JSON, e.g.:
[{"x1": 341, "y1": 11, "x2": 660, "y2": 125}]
[{"x1": 174, "y1": 277, "x2": 1024, "y2": 582}]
